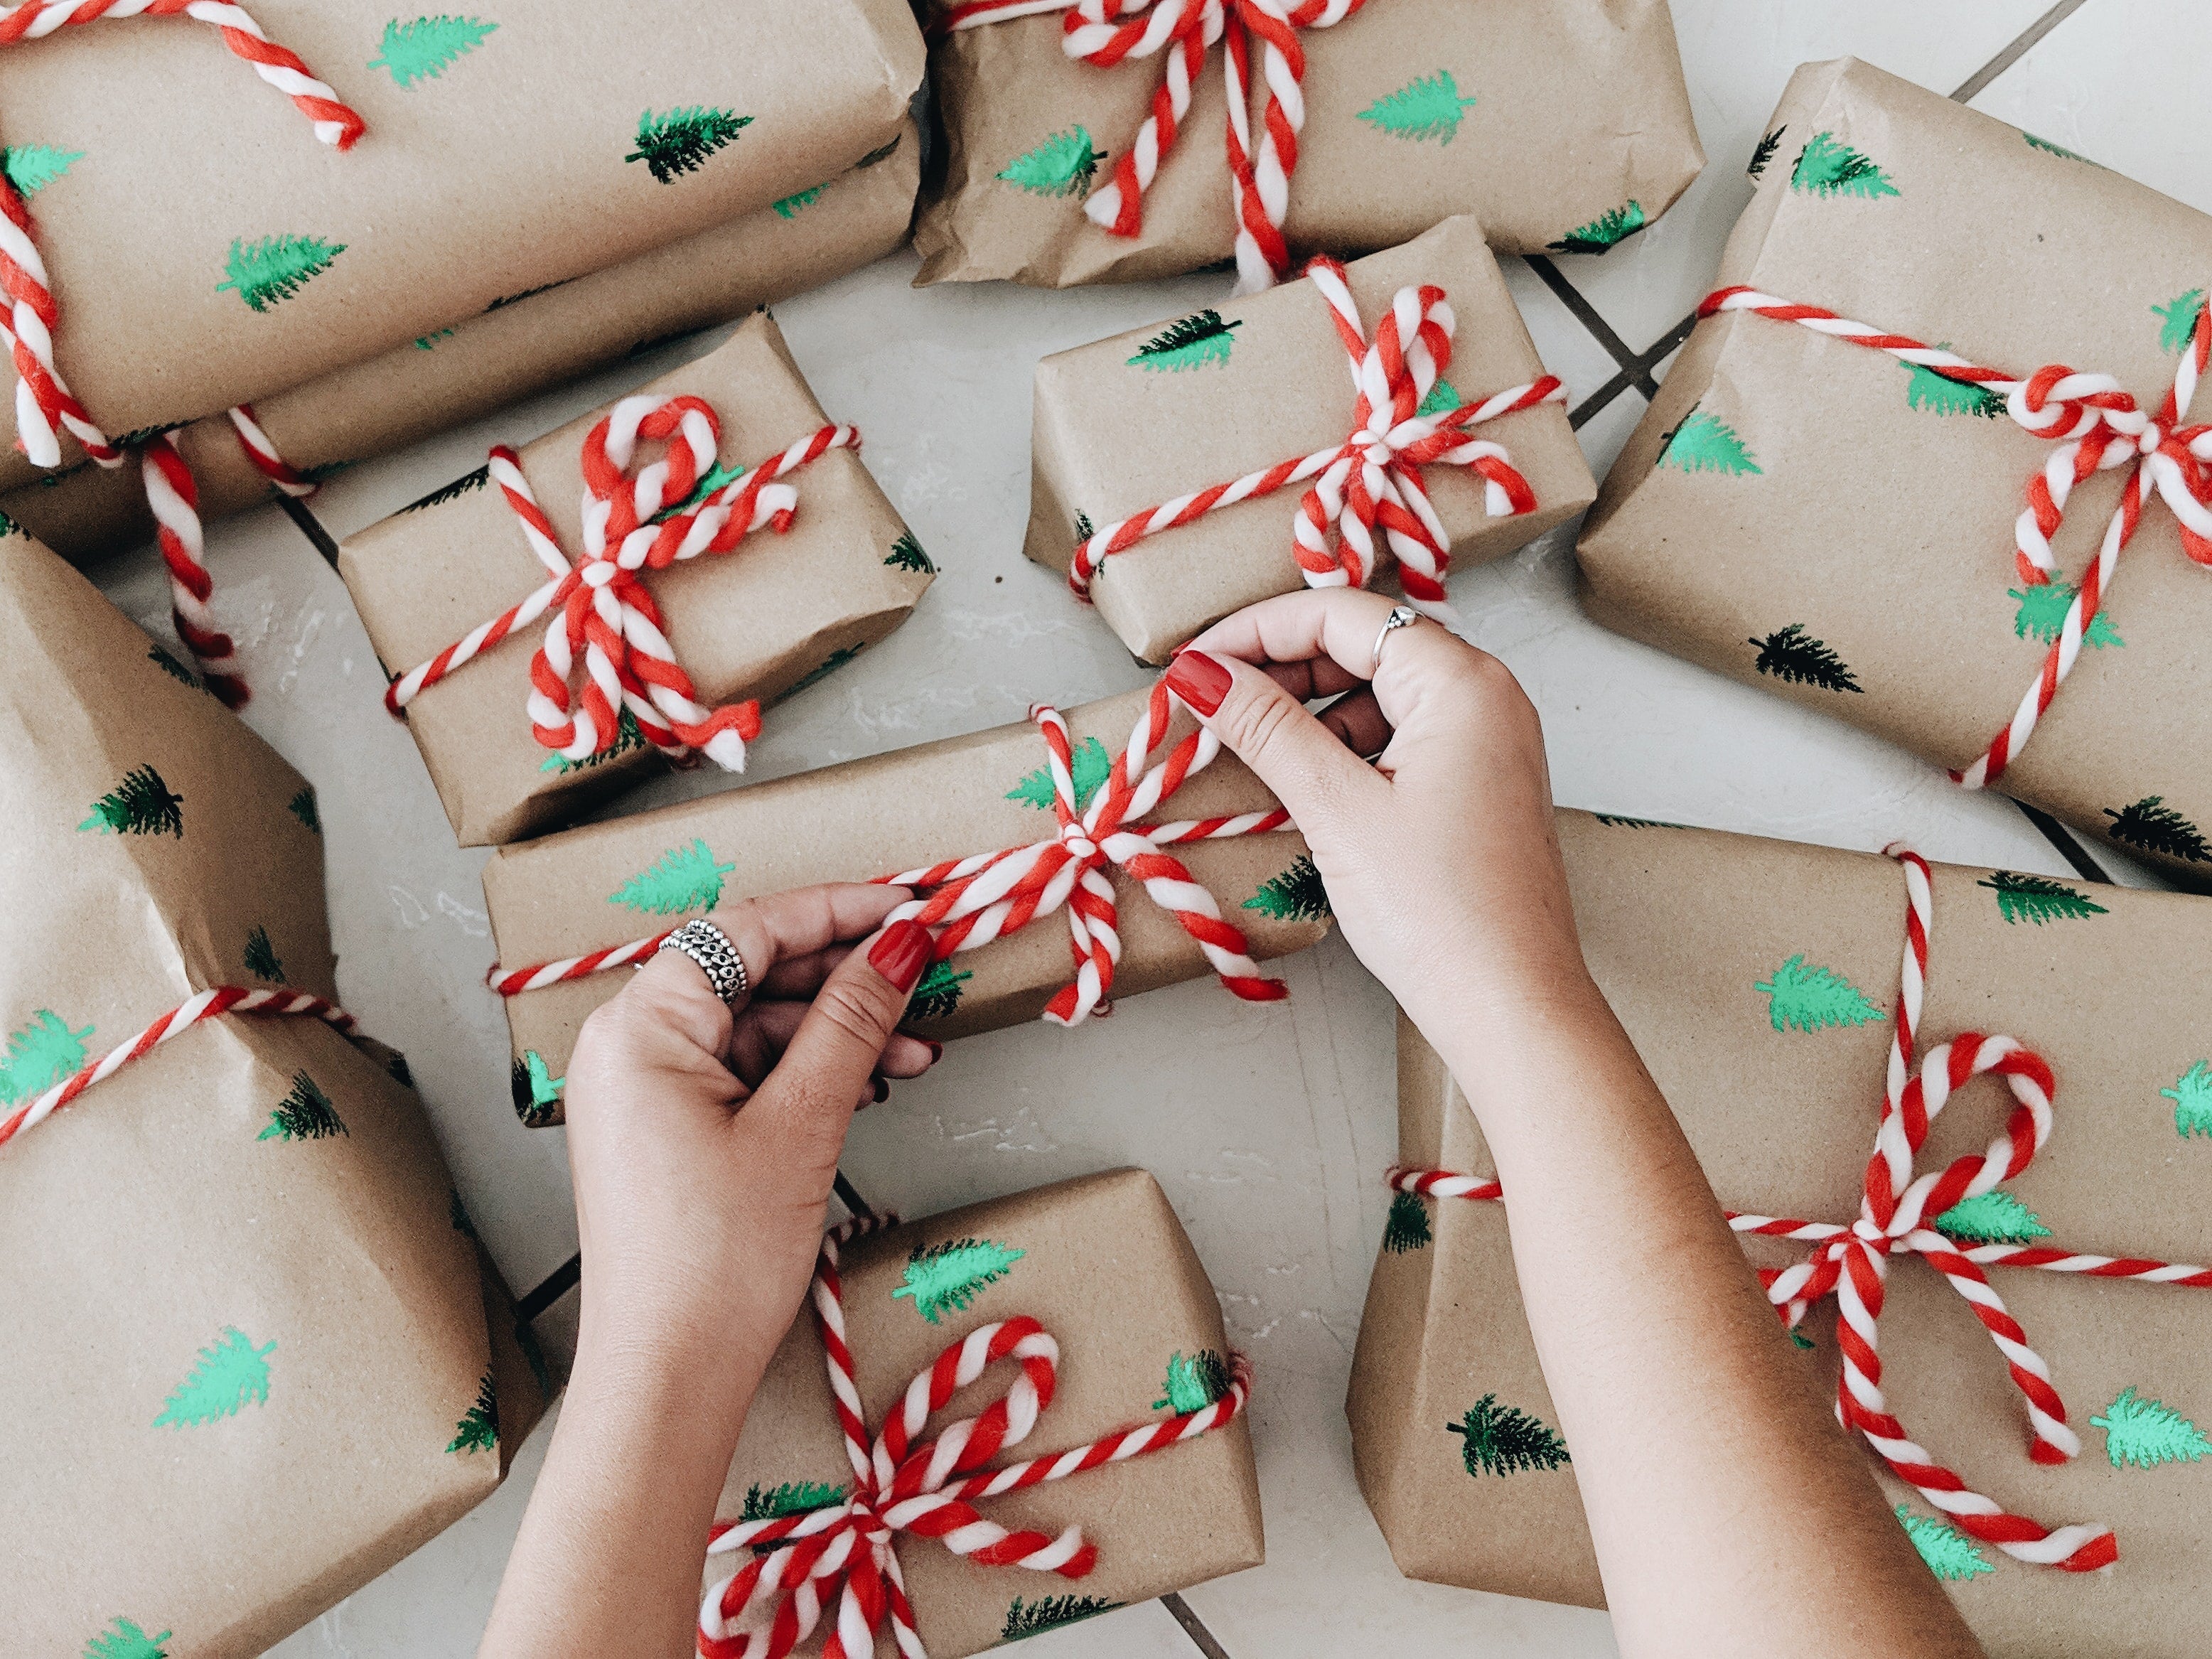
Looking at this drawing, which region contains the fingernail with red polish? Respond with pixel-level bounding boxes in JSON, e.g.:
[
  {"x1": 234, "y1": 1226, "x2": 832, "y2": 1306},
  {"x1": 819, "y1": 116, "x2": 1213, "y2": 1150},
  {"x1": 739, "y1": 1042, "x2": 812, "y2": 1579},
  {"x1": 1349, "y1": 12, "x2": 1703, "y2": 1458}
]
[
  {"x1": 868, "y1": 919, "x2": 932, "y2": 993},
  {"x1": 922, "y1": 1040, "x2": 945, "y2": 1065},
  {"x1": 871, "y1": 1075, "x2": 890, "y2": 1104},
  {"x1": 1164, "y1": 648, "x2": 1233, "y2": 717}
]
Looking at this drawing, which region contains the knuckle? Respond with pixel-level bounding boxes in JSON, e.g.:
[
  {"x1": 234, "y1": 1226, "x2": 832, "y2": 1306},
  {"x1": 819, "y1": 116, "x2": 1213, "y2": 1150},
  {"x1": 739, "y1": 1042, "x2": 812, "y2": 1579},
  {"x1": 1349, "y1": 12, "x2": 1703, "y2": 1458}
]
[
  {"x1": 811, "y1": 976, "x2": 896, "y2": 1051},
  {"x1": 1226, "y1": 684, "x2": 1304, "y2": 760}
]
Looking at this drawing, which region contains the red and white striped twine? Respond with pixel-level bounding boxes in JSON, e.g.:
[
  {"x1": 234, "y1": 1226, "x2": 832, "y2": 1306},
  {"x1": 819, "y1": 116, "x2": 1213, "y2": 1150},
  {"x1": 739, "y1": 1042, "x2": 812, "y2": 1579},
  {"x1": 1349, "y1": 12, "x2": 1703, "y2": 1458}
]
[
  {"x1": 0, "y1": 985, "x2": 358, "y2": 1151},
  {"x1": 697, "y1": 1215, "x2": 1250, "y2": 1659},
  {"x1": 1070, "y1": 257, "x2": 1562, "y2": 626},
  {"x1": 0, "y1": 1, "x2": 365, "y2": 707},
  {"x1": 387, "y1": 395, "x2": 857, "y2": 775},
  {"x1": 937, "y1": 0, "x2": 1370, "y2": 292},
  {"x1": 1699, "y1": 286, "x2": 2212, "y2": 790},
  {"x1": 483, "y1": 677, "x2": 1299, "y2": 1024},
  {"x1": 1390, "y1": 846, "x2": 2212, "y2": 1574}
]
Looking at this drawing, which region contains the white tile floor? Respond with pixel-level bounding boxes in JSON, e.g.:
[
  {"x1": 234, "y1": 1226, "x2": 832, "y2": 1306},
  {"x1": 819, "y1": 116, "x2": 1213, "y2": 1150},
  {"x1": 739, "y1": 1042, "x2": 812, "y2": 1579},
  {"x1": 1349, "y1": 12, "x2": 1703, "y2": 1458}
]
[{"x1": 76, "y1": 2, "x2": 2199, "y2": 1652}]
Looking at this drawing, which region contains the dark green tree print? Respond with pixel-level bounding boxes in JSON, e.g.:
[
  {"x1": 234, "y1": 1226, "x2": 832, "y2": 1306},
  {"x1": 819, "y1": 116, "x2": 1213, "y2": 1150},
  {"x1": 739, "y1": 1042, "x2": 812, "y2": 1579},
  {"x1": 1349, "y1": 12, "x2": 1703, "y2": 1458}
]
[
  {"x1": 2103, "y1": 796, "x2": 2211, "y2": 863},
  {"x1": 1547, "y1": 200, "x2": 1645, "y2": 255},
  {"x1": 884, "y1": 532, "x2": 935, "y2": 573},
  {"x1": 1903, "y1": 354, "x2": 2007, "y2": 418},
  {"x1": 259, "y1": 1070, "x2": 347, "y2": 1142},
  {"x1": 1749, "y1": 624, "x2": 1862, "y2": 693},
  {"x1": 1448, "y1": 1393, "x2": 1569, "y2": 1476},
  {"x1": 906, "y1": 959, "x2": 971, "y2": 1023},
  {"x1": 781, "y1": 644, "x2": 864, "y2": 701},
  {"x1": 1754, "y1": 955, "x2": 1885, "y2": 1033},
  {"x1": 154, "y1": 1326, "x2": 274, "y2": 1427},
  {"x1": 627, "y1": 107, "x2": 752, "y2": 183},
  {"x1": 80, "y1": 764, "x2": 184, "y2": 837},
  {"x1": 1002, "y1": 1596, "x2": 1122, "y2": 1641},
  {"x1": 997, "y1": 127, "x2": 1105, "y2": 197},
  {"x1": 217, "y1": 234, "x2": 347, "y2": 312},
  {"x1": 1591, "y1": 813, "x2": 1687, "y2": 829},
  {"x1": 243, "y1": 925, "x2": 287, "y2": 982},
  {"x1": 1243, "y1": 854, "x2": 1331, "y2": 921},
  {"x1": 892, "y1": 1237, "x2": 1025, "y2": 1324},
  {"x1": 541, "y1": 706, "x2": 648, "y2": 775},
  {"x1": 147, "y1": 643, "x2": 201, "y2": 687},
  {"x1": 1791, "y1": 131, "x2": 1899, "y2": 199},
  {"x1": 1977, "y1": 870, "x2": 2107, "y2": 925},
  {"x1": 446, "y1": 1371, "x2": 499, "y2": 1454},
  {"x1": 510, "y1": 1050, "x2": 565, "y2": 1125},
  {"x1": 1127, "y1": 309, "x2": 1244, "y2": 372},
  {"x1": 369, "y1": 15, "x2": 498, "y2": 87},
  {"x1": 741, "y1": 1479, "x2": 847, "y2": 1521},
  {"x1": 1382, "y1": 1189, "x2": 1432, "y2": 1253},
  {"x1": 399, "y1": 463, "x2": 488, "y2": 512},
  {"x1": 1355, "y1": 70, "x2": 1477, "y2": 144},
  {"x1": 288, "y1": 786, "x2": 322, "y2": 833},
  {"x1": 1746, "y1": 125, "x2": 1786, "y2": 178}
]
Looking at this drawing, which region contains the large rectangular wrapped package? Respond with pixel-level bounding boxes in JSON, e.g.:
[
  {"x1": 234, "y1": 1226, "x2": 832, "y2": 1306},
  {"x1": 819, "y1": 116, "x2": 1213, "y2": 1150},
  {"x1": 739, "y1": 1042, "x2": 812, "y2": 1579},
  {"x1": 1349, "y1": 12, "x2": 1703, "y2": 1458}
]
[
  {"x1": 481, "y1": 684, "x2": 1329, "y2": 1125},
  {"x1": 0, "y1": 0, "x2": 922, "y2": 483},
  {"x1": 0, "y1": 532, "x2": 547, "y2": 1657},
  {"x1": 0, "y1": 122, "x2": 923, "y2": 561},
  {"x1": 1026, "y1": 215, "x2": 1596, "y2": 662},
  {"x1": 707, "y1": 1169, "x2": 1263, "y2": 1657},
  {"x1": 1349, "y1": 810, "x2": 2212, "y2": 1655},
  {"x1": 1578, "y1": 59, "x2": 2212, "y2": 886},
  {"x1": 915, "y1": 0, "x2": 1702, "y2": 286},
  {"x1": 340, "y1": 312, "x2": 933, "y2": 847}
]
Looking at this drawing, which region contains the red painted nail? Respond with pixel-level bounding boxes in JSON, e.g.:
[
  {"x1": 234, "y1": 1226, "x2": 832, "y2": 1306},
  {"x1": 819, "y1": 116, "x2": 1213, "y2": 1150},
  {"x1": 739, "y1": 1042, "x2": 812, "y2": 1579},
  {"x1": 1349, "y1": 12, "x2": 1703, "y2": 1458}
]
[
  {"x1": 868, "y1": 919, "x2": 932, "y2": 992},
  {"x1": 1164, "y1": 649, "x2": 1233, "y2": 717},
  {"x1": 871, "y1": 1074, "x2": 890, "y2": 1104},
  {"x1": 923, "y1": 1039, "x2": 944, "y2": 1064}
]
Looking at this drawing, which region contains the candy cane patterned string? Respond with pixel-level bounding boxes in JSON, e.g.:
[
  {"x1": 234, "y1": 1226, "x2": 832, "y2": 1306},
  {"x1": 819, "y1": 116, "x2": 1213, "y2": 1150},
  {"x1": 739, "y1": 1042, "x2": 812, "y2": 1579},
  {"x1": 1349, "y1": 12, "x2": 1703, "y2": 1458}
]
[
  {"x1": 697, "y1": 1215, "x2": 1250, "y2": 1659},
  {"x1": 226, "y1": 402, "x2": 316, "y2": 498},
  {"x1": 1387, "y1": 846, "x2": 2212, "y2": 1573},
  {"x1": 387, "y1": 395, "x2": 858, "y2": 774},
  {"x1": 0, "y1": 985, "x2": 356, "y2": 1150},
  {"x1": 1070, "y1": 258, "x2": 1562, "y2": 623},
  {"x1": 142, "y1": 432, "x2": 249, "y2": 708},
  {"x1": 484, "y1": 677, "x2": 1299, "y2": 1022},
  {"x1": 1698, "y1": 286, "x2": 2212, "y2": 790}
]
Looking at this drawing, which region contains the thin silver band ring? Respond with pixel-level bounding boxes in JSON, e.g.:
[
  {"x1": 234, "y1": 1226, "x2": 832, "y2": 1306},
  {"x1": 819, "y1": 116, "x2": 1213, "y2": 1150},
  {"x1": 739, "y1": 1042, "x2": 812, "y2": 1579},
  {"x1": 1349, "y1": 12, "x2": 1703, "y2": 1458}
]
[
  {"x1": 655, "y1": 917, "x2": 751, "y2": 1004},
  {"x1": 1371, "y1": 605, "x2": 1419, "y2": 677}
]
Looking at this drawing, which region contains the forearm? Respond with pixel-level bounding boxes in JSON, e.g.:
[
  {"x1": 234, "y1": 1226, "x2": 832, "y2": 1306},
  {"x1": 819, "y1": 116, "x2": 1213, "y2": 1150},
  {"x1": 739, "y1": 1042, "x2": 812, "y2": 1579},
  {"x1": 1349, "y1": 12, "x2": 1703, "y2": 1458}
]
[{"x1": 1419, "y1": 971, "x2": 1982, "y2": 1659}]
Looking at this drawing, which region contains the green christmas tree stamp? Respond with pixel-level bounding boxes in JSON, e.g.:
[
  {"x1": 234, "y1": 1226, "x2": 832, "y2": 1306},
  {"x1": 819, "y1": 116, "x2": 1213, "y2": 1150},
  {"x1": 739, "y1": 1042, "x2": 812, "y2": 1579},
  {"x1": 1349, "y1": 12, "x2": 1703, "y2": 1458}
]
[
  {"x1": 542, "y1": 706, "x2": 648, "y2": 774},
  {"x1": 80, "y1": 764, "x2": 183, "y2": 837},
  {"x1": 154, "y1": 1326, "x2": 274, "y2": 1427},
  {"x1": 741, "y1": 1479, "x2": 847, "y2": 1522},
  {"x1": 149, "y1": 643, "x2": 201, "y2": 687},
  {"x1": 609, "y1": 838, "x2": 735, "y2": 915},
  {"x1": 906, "y1": 959, "x2": 970, "y2": 1023},
  {"x1": 1128, "y1": 309, "x2": 1243, "y2": 372},
  {"x1": 83, "y1": 1618, "x2": 171, "y2": 1659},
  {"x1": 1754, "y1": 955, "x2": 1885, "y2": 1033},
  {"x1": 1903, "y1": 351, "x2": 2006, "y2": 419},
  {"x1": 892, "y1": 1237, "x2": 1024, "y2": 1324},
  {"x1": 884, "y1": 531, "x2": 935, "y2": 574},
  {"x1": 1790, "y1": 131, "x2": 1899, "y2": 199},
  {"x1": 259, "y1": 1070, "x2": 347, "y2": 1142},
  {"x1": 997, "y1": 127, "x2": 1105, "y2": 198},
  {"x1": 2162, "y1": 1061, "x2": 2212, "y2": 1139},
  {"x1": 401, "y1": 463, "x2": 489, "y2": 513},
  {"x1": 1977, "y1": 871, "x2": 2107, "y2": 925},
  {"x1": 1009, "y1": 734, "x2": 1112, "y2": 812},
  {"x1": 628, "y1": 107, "x2": 752, "y2": 183},
  {"x1": 2092, "y1": 1387, "x2": 2211, "y2": 1468},
  {"x1": 2103, "y1": 796, "x2": 2211, "y2": 863},
  {"x1": 1356, "y1": 70, "x2": 1477, "y2": 144},
  {"x1": 0, "y1": 1009, "x2": 93, "y2": 1103},
  {"x1": 771, "y1": 183, "x2": 825, "y2": 220},
  {"x1": 446, "y1": 1371, "x2": 499, "y2": 1454},
  {"x1": 1002, "y1": 1596, "x2": 1122, "y2": 1641},
  {"x1": 1547, "y1": 200, "x2": 1645, "y2": 256},
  {"x1": 510, "y1": 1050, "x2": 565, "y2": 1124},
  {"x1": 1153, "y1": 1349, "x2": 1232, "y2": 1414},
  {"x1": 1244, "y1": 854, "x2": 1330, "y2": 921},
  {"x1": 650, "y1": 458, "x2": 748, "y2": 525},
  {"x1": 288, "y1": 786, "x2": 322, "y2": 834},
  {"x1": 1746, "y1": 125, "x2": 1786, "y2": 178},
  {"x1": 1591, "y1": 813, "x2": 1687, "y2": 829},
  {"x1": 1934, "y1": 1188, "x2": 2051, "y2": 1245},
  {"x1": 2023, "y1": 131, "x2": 2090, "y2": 163},
  {"x1": 217, "y1": 234, "x2": 347, "y2": 312},
  {"x1": 3, "y1": 142, "x2": 82, "y2": 196},
  {"x1": 1658, "y1": 409, "x2": 1761, "y2": 475},
  {"x1": 1749, "y1": 623, "x2": 1862, "y2": 694},
  {"x1": 415, "y1": 326, "x2": 456, "y2": 350},
  {"x1": 1895, "y1": 1505, "x2": 1995, "y2": 1581},
  {"x1": 2010, "y1": 583, "x2": 2120, "y2": 650},
  {"x1": 1382, "y1": 1189, "x2": 1432, "y2": 1253},
  {"x1": 781, "y1": 643, "x2": 864, "y2": 702},
  {"x1": 1417, "y1": 377, "x2": 1461, "y2": 419},
  {"x1": 2155, "y1": 289, "x2": 2206, "y2": 354},
  {"x1": 243, "y1": 925, "x2": 287, "y2": 983},
  {"x1": 370, "y1": 16, "x2": 498, "y2": 87},
  {"x1": 1448, "y1": 1393, "x2": 1569, "y2": 1476}
]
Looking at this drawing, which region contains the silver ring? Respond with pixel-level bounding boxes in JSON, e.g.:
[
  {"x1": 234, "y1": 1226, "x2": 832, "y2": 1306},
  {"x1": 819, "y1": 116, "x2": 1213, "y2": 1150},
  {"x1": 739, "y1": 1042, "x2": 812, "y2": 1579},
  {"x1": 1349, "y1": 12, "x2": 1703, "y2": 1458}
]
[
  {"x1": 655, "y1": 917, "x2": 751, "y2": 1004},
  {"x1": 1371, "y1": 605, "x2": 1419, "y2": 676}
]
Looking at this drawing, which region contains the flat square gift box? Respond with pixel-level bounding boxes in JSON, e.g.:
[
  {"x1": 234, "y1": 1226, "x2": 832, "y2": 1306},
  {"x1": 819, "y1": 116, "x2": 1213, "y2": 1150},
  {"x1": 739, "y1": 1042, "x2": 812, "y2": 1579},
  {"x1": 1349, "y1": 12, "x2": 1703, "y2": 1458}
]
[
  {"x1": 0, "y1": 121, "x2": 925, "y2": 562},
  {"x1": 1027, "y1": 215, "x2": 1595, "y2": 663},
  {"x1": 914, "y1": 0, "x2": 1703, "y2": 288},
  {"x1": 481, "y1": 682, "x2": 1330, "y2": 1126},
  {"x1": 340, "y1": 313, "x2": 933, "y2": 848},
  {"x1": 701, "y1": 1169, "x2": 1263, "y2": 1658},
  {"x1": 1350, "y1": 810, "x2": 2212, "y2": 1656},
  {"x1": 0, "y1": 532, "x2": 547, "y2": 1657},
  {"x1": 1579, "y1": 58, "x2": 2212, "y2": 887}
]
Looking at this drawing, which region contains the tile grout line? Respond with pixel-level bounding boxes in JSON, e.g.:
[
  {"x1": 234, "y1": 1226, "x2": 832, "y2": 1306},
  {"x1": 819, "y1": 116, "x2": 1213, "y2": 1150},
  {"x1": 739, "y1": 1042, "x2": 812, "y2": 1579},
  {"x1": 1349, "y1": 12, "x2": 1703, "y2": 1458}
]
[
  {"x1": 1159, "y1": 1591, "x2": 1239, "y2": 1659},
  {"x1": 2012, "y1": 800, "x2": 2116, "y2": 885},
  {"x1": 1949, "y1": 0, "x2": 2092, "y2": 102},
  {"x1": 281, "y1": 493, "x2": 343, "y2": 569}
]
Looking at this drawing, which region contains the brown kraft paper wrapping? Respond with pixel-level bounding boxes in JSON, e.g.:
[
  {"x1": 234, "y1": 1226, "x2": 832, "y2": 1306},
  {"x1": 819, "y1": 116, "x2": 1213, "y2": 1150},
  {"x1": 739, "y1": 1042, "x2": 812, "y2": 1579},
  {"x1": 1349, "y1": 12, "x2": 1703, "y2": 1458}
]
[
  {"x1": 1027, "y1": 216, "x2": 1594, "y2": 663},
  {"x1": 0, "y1": 0, "x2": 922, "y2": 487},
  {"x1": 1348, "y1": 810, "x2": 2212, "y2": 1657},
  {"x1": 715, "y1": 1169, "x2": 1263, "y2": 1655},
  {"x1": 481, "y1": 685, "x2": 1328, "y2": 1125},
  {"x1": 0, "y1": 124, "x2": 924, "y2": 561},
  {"x1": 339, "y1": 313, "x2": 932, "y2": 848},
  {"x1": 0, "y1": 532, "x2": 546, "y2": 1658},
  {"x1": 1578, "y1": 59, "x2": 2212, "y2": 887},
  {"x1": 914, "y1": 0, "x2": 1702, "y2": 286}
]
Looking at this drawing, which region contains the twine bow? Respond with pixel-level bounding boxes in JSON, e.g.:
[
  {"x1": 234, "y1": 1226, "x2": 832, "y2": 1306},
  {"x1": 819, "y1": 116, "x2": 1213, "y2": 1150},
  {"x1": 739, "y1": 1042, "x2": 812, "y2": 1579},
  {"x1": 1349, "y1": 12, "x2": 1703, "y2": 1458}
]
[
  {"x1": 387, "y1": 394, "x2": 859, "y2": 774},
  {"x1": 1699, "y1": 286, "x2": 2212, "y2": 789},
  {"x1": 1070, "y1": 258, "x2": 1562, "y2": 627},
  {"x1": 939, "y1": 0, "x2": 1368, "y2": 291},
  {"x1": 1389, "y1": 846, "x2": 2212, "y2": 1574},
  {"x1": 697, "y1": 1215, "x2": 1251, "y2": 1659}
]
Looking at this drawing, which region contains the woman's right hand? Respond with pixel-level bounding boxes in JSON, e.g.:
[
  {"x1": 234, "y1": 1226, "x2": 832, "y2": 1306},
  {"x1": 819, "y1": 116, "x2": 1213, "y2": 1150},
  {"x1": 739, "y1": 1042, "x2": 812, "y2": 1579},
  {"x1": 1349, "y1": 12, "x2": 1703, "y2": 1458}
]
[{"x1": 1162, "y1": 589, "x2": 1595, "y2": 1036}]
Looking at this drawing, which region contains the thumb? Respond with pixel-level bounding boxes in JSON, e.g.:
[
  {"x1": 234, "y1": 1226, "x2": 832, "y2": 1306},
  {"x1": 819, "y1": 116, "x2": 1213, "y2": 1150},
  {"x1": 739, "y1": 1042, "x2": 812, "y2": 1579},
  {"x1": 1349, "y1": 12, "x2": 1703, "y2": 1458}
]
[
  {"x1": 1162, "y1": 648, "x2": 1380, "y2": 837},
  {"x1": 742, "y1": 918, "x2": 933, "y2": 1160}
]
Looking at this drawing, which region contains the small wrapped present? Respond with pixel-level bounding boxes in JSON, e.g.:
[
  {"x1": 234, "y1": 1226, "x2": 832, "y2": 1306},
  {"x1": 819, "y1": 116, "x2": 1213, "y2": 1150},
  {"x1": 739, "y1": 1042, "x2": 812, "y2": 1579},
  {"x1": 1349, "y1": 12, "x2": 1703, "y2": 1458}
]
[
  {"x1": 0, "y1": 122, "x2": 923, "y2": 562},
  {"x1": 339, "y1": 314, "x2": 931, "y2": 847},
  {"x1": 481, "y1": 681, "x2": 1328, "y2": 1125},
  {"x1": 701, "y1": 1168, "x2": 1263, "y2": 1658},
  {"x1": 1579, "y1": 59, "x2": 2212, "y2": 886},
  {"x1": 1349, "y1": 810, "x2": 2212, "y2": 1655},
  {"x1": 0, "y1": 531, "x2": 547, "y2": 1658},
  {"x1": 1027, "y1": 215, "x2": 1594, "y2": 662},
  {"x1": 915, "y1": 0, "x2": 1702, "y2": 289}
]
